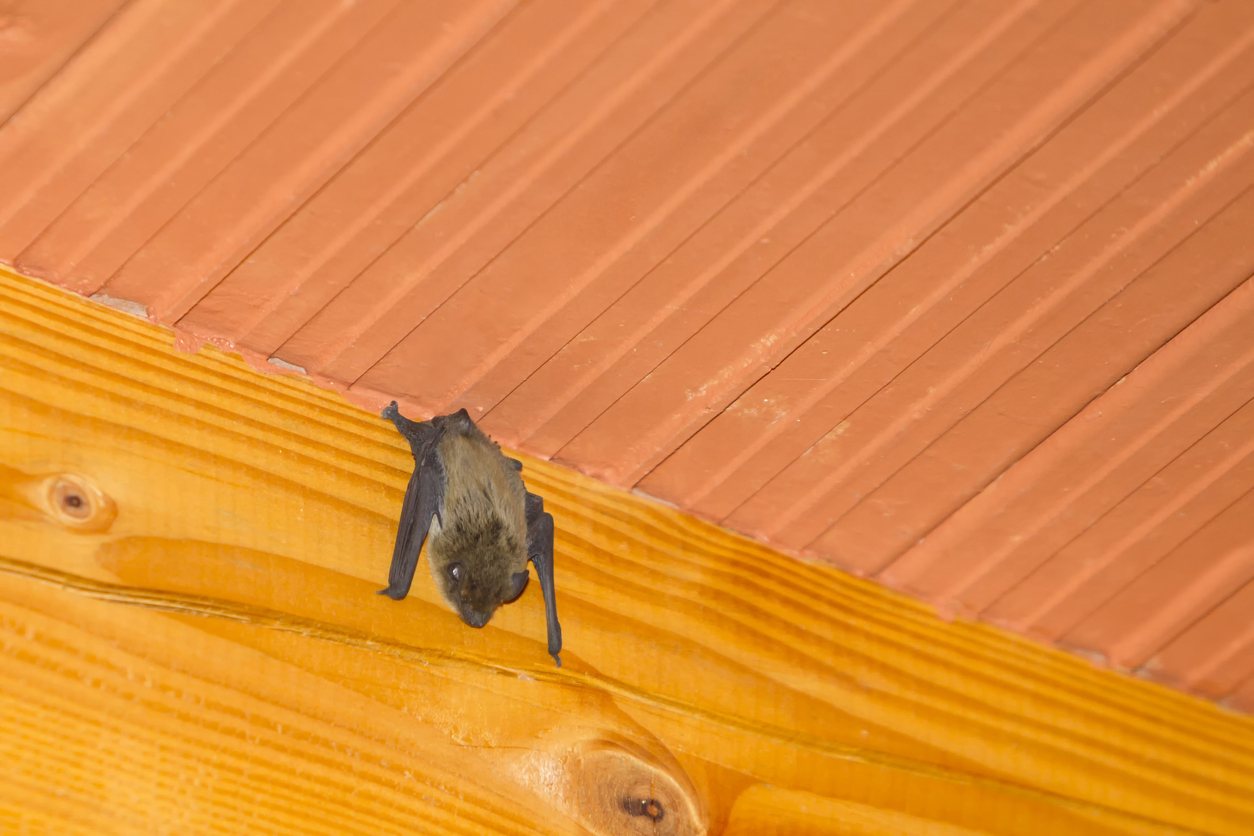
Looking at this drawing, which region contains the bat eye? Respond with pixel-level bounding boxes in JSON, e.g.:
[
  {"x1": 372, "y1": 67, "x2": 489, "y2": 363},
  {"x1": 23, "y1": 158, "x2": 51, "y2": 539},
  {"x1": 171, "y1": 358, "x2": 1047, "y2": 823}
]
[{"x1": 447, "y1": 562, "x2": 465, "y2": 584}]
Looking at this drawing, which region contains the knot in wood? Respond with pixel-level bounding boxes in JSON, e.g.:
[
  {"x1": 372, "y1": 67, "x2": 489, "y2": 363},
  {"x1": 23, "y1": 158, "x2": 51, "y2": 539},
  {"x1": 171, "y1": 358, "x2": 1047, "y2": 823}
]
[
  {"x1": 43, "y1": 473, "x2": 116, "y2": 532},
  {"x1": 622, "y1": 796, "x2": 664, "y2": 823},
  {"x1": 568, "y1": 738, "x2": 705, "y2": 836}
]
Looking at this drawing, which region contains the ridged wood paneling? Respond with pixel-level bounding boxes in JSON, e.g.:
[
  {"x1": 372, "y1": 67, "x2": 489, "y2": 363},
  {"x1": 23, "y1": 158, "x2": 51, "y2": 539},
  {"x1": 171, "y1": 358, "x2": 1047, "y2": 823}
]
[
  {"x1": 3, "y1": 267, "x2": 1254, "y2": 835},
  {"x1": 1, "y1": 0, "x2": 1252, "y2": 710}
]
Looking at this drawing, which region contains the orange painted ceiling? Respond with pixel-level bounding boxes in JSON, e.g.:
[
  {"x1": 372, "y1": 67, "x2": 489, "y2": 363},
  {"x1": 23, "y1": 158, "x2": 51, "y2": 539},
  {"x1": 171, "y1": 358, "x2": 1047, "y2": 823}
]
[{"x1": 2, "y1": 0, "x2": 1252, "y2": 711}]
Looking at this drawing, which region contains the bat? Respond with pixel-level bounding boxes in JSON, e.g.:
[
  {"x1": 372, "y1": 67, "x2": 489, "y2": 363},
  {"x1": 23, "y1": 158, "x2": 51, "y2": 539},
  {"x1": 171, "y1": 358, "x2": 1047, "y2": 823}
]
[{"x1": 378, "y1": 401, "x2": 562, "y2": 666}]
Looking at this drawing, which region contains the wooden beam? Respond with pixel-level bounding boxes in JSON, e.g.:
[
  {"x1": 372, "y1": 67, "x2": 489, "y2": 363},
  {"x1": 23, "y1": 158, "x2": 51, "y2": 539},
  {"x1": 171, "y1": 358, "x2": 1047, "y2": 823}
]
[{"x1": 1, "y1": 267, "x2": 1251, "y2": 835}]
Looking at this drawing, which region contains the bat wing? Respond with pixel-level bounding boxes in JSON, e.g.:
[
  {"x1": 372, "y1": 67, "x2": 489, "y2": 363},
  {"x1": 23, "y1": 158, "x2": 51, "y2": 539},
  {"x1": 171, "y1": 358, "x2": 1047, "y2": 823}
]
[
  {"x1": 379, "y1": 402, "x2": 446, "y2": 600},
  {"x1": 526, "y1": 492, "x2": 562, "y2": 666}
]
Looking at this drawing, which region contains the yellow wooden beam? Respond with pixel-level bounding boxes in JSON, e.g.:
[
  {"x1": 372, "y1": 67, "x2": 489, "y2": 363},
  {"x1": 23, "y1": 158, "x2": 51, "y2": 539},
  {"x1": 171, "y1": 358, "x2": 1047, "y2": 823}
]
[{"x1": 0, "y1": 267, "x2": 1251, "y2": 835}]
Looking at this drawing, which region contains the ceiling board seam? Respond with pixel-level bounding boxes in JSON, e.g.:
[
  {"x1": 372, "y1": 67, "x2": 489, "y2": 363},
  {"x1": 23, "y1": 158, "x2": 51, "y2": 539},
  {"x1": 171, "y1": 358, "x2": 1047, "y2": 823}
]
[
  {"x1": 292, "y1": 0, "x2": 772, "y2": 379},
  {"x1": 105, "y1": 0, "x2": 519, "y2": 323},
  {"x1": 185, "y1": 0, "x2": 546, "y2": 347},
  {"x1": 479, "y1": 0, "x2": 969, "y2": 437},
  {"x1": 1111, "y1": 533, "x2": 1254, "y2": 671},
  {"x1": 551, "y1": 0, "x2": 1080, "y2": 483},
  {"x1": 251, "y1": 0, "x2": 667, "y2": 359},
  {"x1": 1149, "y1": 574, "x2": 1254, "y2": 693},
  {"x1": 651, "y1": 540, "x2": 1254, "y2": 775},
  {"x1": 773, "y1": 561, "x2": 1254, "y2": 744},
  {"x1": 875, "y1": 270, "x2": 1254, "y2": 653},
  {"x1": 367, "y1": 0, "x2": 877, "y2": 409},
  {"x1": 338, "y1": 0, "x2": 790, "y2": 390},
  {"x1": 705, "y1": 2, "x2": 1216, "y2": 537},
  {"x1": 990, "y1": 384, "x2": 1254, "y2": 635},
  {"x1": 430, "y1": 0, "x2": 937, "y2": 412},
  {"x1": 157, "y1": 0, "x2": 519, "y2": 329},
  {"x1": 573, "y1": 0, "x2": 1198, "y2": 491},
  {"x1": 786, "y1": 119, "x2": 1254, "y2": 555},
  {"x1": 867, "y1": 180, "x2": 1254, "y2": 592},
  {"x1": 668, "y1": 0, "x2": 1207, "y2": 516},
  {"x1": 82, "y1": 0, "x2": 409, "y2": 308},
  {"x1": 14, "y1": 0, "x2": 335, "y2": 283},
  {"x1": 705, "y1": 48, "x2": 1254, "y2": 530},
  {"x1": 842, "y1": 190, "x2": 1252, "y2": 587},
  {"x1": 0, "y1": 0, "x2": 267, "y2": 241},
  {"x1": 0, "y1": 0, "x2": 137, "y2": 137},
  {"x1": 1218, "y1": 656, "x2": 1254, "y2": 708},
  {"x1": 1226, "y1": 673, "x2": 1254, "y2": 714},
  {"x1": 1008, "y1": 375, "x2": 1254, "y2": 653}
]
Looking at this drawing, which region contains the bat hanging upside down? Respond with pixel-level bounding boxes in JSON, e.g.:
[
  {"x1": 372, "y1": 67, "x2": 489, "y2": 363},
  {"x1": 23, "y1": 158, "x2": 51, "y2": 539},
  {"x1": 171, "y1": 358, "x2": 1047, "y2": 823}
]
[{"x1": 378, "y1": 401, "x2": 562, "y2": 666}]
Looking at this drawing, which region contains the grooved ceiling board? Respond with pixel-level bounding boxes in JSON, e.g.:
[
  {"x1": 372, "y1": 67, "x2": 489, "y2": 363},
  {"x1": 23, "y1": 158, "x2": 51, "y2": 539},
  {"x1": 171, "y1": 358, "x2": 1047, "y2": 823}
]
[{"x1": 2, "y1": 0, "x2": 1252, "y2": 712}]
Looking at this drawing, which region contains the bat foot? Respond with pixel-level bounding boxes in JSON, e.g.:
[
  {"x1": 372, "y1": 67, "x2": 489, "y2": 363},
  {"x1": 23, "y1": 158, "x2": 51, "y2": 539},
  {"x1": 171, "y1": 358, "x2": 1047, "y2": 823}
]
[
  {"x1": 381, "y1": 401, "x2": 400, "y2": 421},
  {"x1": 552, "y1": 653, "x2": 562, "y2": 667},
  {"x1": 377, "y1": 586, "x2": 407, "y2": 600}
]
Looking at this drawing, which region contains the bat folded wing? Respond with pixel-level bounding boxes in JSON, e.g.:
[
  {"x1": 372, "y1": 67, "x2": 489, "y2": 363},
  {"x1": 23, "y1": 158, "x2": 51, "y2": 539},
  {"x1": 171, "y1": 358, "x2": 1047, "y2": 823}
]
[
  {"x1": 379, "y1": 402, "x2": 446, "y2": 600},
  {"x1": 526, "y1": 492, "x2": 562, "y2": 666}
]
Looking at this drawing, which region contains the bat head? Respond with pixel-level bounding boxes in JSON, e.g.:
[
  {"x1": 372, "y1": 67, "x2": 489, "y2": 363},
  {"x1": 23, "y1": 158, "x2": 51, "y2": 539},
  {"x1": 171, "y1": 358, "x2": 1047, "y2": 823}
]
[{"x1": 429, "y1": 513, "x2": 529, "y2": 629}]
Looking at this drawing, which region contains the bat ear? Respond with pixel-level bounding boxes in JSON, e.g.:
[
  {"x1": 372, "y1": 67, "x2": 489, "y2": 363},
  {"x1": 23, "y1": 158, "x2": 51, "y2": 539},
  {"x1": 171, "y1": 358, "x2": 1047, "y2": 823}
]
[{"x1": 508, "y1": 570, "x2": 529, "y2": 602}]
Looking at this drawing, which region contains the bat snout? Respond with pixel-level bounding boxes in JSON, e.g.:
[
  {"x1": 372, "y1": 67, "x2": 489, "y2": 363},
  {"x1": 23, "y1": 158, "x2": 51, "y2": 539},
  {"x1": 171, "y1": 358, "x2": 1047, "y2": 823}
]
[{"x1": 458, "y1": 605, "x2": 494, "y2": 629}]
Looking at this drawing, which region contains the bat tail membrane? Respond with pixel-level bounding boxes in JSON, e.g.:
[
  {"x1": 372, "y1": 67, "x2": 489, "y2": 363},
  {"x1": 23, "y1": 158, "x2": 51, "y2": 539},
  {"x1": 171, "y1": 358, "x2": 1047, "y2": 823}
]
[{"x1": 526, "y1": 492, "x2": 562, "y2": 666}]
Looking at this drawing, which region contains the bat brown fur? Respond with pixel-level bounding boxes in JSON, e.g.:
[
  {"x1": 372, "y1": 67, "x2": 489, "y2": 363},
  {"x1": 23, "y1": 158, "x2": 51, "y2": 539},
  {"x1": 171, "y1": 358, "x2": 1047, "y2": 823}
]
[
  {"x1": 379, "y1": 402, "x2": 562, "y2": 665},
  {"x1": 428, "y1": 427, "x2": 529, "y2": 627}
]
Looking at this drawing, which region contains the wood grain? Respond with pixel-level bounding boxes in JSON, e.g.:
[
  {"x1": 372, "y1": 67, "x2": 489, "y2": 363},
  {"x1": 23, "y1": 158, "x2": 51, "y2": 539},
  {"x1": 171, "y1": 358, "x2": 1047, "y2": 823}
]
[{"x1": 0, "y1": 267, "x2": 1251, "y2": 835}]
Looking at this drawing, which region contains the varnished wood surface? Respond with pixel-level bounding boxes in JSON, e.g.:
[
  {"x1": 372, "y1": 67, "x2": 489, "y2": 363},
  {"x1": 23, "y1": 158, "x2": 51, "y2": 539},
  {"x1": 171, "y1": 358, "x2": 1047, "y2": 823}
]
[{"x1": 0, "y1": 267, "x2": 1252, "y2": 835}]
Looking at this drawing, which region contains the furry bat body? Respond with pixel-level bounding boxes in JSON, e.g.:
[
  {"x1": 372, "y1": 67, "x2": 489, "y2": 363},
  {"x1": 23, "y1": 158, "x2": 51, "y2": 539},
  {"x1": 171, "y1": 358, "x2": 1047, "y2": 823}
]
[{"x1": 379, "y1": 402, "x2": 562, "y2": 665}]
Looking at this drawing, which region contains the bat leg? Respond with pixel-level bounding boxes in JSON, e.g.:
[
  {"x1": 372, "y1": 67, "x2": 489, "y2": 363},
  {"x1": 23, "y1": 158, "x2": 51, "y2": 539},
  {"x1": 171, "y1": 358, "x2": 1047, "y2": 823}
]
[
  {"x1": 382, "y1": 401, "x2": 437, "y2": 455},
  {"x1": 526, "y1": 492, "x2": 562, "y2": 666}
]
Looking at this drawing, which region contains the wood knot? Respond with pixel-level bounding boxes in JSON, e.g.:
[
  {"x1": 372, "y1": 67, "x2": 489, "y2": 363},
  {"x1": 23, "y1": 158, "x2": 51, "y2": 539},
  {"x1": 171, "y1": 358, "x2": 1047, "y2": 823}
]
[
  {"x1": 42, "y1": 473, "x2": 116, "y2": 532},
  {"x1": 567, "y1": 737, "x2": 706, "y2": 836},
  {"x1": 622, "y1": 797, "x2": 665, "y2": 823}
]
